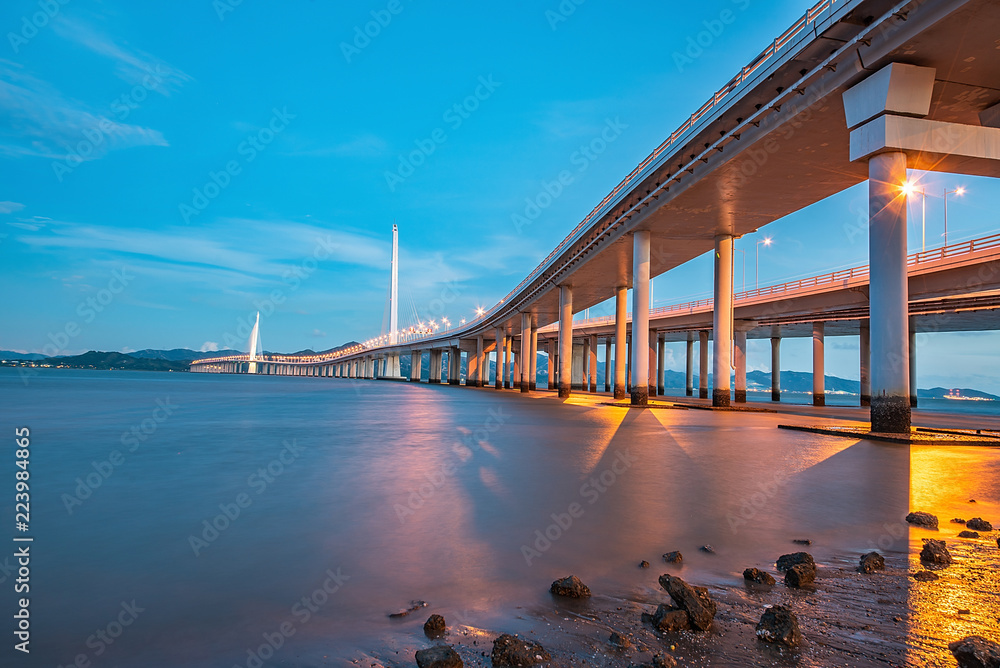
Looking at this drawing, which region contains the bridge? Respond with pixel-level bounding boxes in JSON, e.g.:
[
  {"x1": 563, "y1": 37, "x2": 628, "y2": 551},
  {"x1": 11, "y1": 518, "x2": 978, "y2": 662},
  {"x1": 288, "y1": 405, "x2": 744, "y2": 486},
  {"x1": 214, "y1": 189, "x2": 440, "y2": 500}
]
[{"x1": 192, "y1": 0, "x2": 1000, "y2": 434}]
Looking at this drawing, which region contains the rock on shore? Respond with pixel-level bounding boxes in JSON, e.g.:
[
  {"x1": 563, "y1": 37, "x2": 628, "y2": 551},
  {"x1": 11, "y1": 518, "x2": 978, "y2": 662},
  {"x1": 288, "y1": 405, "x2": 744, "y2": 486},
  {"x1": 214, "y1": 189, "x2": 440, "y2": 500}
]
[
  {"x1": 785, "y1": 563, "x2": 816, "y2": 588},
  {"x1": 859, "y1": 551, "x2": 885, "y2": 573},
  {"x1": 906, "y1": 511, "x2": 939, "y2": 530},
  {"x1": 756, "y1": 605, "x2": 802, "y2": 647},
  {"x1": 491, "y1": 634, "x2": 551, "y2": 666},
  {"x1": 423, "y1": 614, "x2": 446, "y2": 637},
  {"x1": 657, "y1": 574, "x2": 717, "y2": 631},
  {"x1": 948, "y1": 635, "x2": 1000, "y2": 668},
  {"x1": 743, "y1": 568, "x2": 775, "y2": 585},
  {"x1": 662, "y1": 551, "x2": 683, "y2": 564},
  {"x1": 966, "y1": 517, "x2": 994, "y2": 532},
  {"x1": 920, "y1": 539, "x2": 953, "y2": 566},
  {"x1": 549, "y1": 575, "x2": 591, "y2": 598},
  {"x1": 415, "y1": 645, "x2": 463, "y2": 668},
  {"x1": 776, "y1": 552, "x2": 814, "y2": 572}
]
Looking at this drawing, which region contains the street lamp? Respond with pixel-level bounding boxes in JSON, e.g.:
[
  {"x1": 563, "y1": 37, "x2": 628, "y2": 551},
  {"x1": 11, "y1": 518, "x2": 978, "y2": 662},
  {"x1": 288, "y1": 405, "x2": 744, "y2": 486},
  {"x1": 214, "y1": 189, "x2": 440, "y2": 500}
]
[
  {"x1": 944, "y1": 186, "x2": 965, "y2": 247},
  {"x1": 756, "y1": 236, "x2": 772, "y2": 291}
]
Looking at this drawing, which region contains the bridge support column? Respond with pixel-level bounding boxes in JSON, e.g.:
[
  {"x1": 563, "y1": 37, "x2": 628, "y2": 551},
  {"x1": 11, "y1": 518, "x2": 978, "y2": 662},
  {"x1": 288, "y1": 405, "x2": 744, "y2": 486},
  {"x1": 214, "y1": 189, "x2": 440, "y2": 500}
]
[
  {"x1": 626, "y1": 336, "x2": 632, "y2": 392},
  {"x1": 558, "y1": 285, "x2": 573, "y2": 399},
  {"x1": 712, "y1": 233, "x2": 733, "y2": 407},
  {"x1": 613, "y1": 286, "x2": 627, "y2": 400},
  {"x1": 771, "y1": 337, "x2": 780, "y2": 401},
  {"x1": 475, "y1": 335, "x2": 485, "y2": 388},
  {"x1": 604, "y1": 339, "x2": 611, "y2": 393},
  {"x1": 699, "y1": 331, "x2": 709, "y2": 399},
  {"x1": 512, "y1": 347, "x2": 520, "y2": 391},
  {"x1": 530, "y1": 325, "x2": 538, "y2": 391},
  {"x1": 869, "y1": 151, "x2": 911, "y2": 433},
  {"x1": 428, "y1": 350, "x2": 440, "y2": 383},
  {"x1": 860, "y1": 321, "x2": 871, "y2": 406},
  {"x1": 410, "y1": 351, "x2": 421, "y2": 381},
  {"x1": 909, "y1": 318, "x2": 918, "y2": 408},
  {"x1": 546, "y1": 341, "x2": 555, "y2": 390},
  {"x1": 590, "y1": 334, "x2": 597, "y2": 394},
  {"x1": 494, "y1": 329, "x2": 504, "y2": 389},
  {"x1": 582, "y1": 336, "x2": 591, "y2": 393},
  {"x1": 520, "y1": 313, "x2": 531, "y2": 393},
  {"x1": 657, "y1": 335, "x2": 665, "y2": 396},
  {"x1": 813, "y1": 321, "x2": 825, "y2": 406},
  {"x1": 734, "y1": 330, "x2": 747, "y2": 403},
  {"x1": 631, "y1": 230, "x2": 650, "y2": 406},
  {"x1": 503, "y1": 333, "x2": 512, "y2": 389},
  {"x1": 648, "y1": 328, "x2": 657, "y2": 398},
  {"x1": 685, "y1": 335, "x2": 694, "y2": 397},
  {"x1": 449, "y1": 347, "x2": 461, "y2": 385}
]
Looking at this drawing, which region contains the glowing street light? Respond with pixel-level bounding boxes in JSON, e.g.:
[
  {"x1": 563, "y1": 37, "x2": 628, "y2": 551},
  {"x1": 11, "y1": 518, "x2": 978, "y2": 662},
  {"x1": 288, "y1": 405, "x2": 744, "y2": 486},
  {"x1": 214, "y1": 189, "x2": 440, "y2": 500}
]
[
  {"x1": 476, "y1": 307, "x2": 485, "y2": 317},
  {"x1": 756, "y1": 236, "x2": 772, "y2": 291},
  {"x1": 944, "y1": 186, "x2": 965, "y2": 247}
]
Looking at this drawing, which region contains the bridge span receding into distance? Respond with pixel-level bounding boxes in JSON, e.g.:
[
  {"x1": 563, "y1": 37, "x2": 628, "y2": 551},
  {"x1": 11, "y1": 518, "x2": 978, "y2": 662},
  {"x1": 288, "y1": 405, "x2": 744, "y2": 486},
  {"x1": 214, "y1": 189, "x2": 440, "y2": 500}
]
[{"x1": 193, "y1": 0, "x2": 1000, "y2": 433}]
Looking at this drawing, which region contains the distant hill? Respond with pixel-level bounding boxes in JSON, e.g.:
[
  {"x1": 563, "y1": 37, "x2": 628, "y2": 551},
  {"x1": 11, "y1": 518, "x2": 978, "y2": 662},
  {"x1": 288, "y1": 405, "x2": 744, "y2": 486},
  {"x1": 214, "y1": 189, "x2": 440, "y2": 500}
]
[
  {"x1": 0, "y1": 351, "x2": 47, "y2": 361},
  {"x1": 129, "y1": 348, "x2": 243, "y2": 362},
  {"x1": 41, "y1": 351, "x2": 189, "y2": 372}
]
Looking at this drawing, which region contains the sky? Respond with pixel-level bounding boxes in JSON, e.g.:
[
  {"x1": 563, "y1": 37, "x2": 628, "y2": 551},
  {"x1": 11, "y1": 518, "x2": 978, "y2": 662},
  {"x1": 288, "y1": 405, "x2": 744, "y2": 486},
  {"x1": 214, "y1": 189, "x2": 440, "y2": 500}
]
[{"x1": 1, "y1": 0, "x2": 998, "y2": 392}]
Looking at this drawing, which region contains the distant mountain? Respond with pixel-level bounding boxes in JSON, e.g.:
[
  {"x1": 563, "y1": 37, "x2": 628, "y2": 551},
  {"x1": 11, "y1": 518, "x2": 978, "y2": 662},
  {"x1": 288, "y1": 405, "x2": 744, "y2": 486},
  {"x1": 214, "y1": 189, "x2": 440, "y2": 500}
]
[
  {"x1": 0, "y1": 351, "x2": 47, "y2": 361},
  {"x1": 38, "y1": 351, "x2": 189, "y2": 372},
  {"x1": 129, "y1": 348, "x2": 243, "y2": 362},
  {"x1": 745, "y1": 370, "x2": 861, "y2": 394}
]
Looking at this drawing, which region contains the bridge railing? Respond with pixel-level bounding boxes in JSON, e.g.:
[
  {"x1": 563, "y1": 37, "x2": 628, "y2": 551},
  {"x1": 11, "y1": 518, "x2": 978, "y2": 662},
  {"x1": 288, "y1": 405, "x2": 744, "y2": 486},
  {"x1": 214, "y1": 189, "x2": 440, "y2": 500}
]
[{"x1": 483, "y1": 0, "x2": 845, "y2": 320}]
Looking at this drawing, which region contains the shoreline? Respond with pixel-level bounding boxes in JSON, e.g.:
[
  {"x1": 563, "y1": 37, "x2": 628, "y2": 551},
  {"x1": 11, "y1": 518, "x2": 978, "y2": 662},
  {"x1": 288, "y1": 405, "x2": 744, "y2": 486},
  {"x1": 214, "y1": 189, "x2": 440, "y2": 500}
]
[{"x1": 343, "y1": 531, "x2": 999, "y2": 667}]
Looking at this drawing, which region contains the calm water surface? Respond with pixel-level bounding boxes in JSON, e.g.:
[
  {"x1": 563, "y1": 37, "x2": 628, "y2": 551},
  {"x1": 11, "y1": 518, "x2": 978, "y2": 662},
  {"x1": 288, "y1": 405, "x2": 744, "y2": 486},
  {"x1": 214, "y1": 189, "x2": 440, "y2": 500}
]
[{"x1": 1, "y1": 368, "x2": 998, "y2": 666}]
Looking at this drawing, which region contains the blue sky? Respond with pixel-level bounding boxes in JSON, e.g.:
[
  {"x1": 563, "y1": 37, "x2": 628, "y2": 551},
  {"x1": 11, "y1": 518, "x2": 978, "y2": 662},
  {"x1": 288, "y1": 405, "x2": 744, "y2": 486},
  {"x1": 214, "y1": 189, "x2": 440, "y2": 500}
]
[{"x1": 1, "y1": 0, "x2": 998, "y2": 392}]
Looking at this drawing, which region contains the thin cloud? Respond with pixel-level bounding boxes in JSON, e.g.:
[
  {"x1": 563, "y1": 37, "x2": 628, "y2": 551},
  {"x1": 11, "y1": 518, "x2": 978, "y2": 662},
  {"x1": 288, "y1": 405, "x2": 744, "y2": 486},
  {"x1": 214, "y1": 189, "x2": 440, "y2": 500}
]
[
  {"x1": 286, "y1": 134, "x2": 388, "y2": 158},
  {"x1": 0, "y1": 201, "x2": 24, "y2": 214}
]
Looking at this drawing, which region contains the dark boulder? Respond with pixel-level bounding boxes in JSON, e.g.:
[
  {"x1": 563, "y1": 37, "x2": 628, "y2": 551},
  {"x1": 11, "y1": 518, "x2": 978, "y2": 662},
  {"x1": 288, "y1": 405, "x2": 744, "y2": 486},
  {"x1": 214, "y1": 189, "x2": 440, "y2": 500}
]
[
  {"x1": 967, "y1": 517, "x2": 993, "y2": 532},
  {"x1": 657, "y1": 574, "x2": 717, "y2": 631},
  {"x1": 859, "y1": 551, "x2": 885, "y2": 573},
  {"x1": 793, "y1": 539, "x2": 812, "y2": 545},
  {"x1": 743, "y1": 568, "x2": 776, "y2": 585},
  {"x1": 906, "y1": 512, "x2": 939, "y2": 530},
  {"x1": 423, "y1": 614, "x2": 446, "y2": 636},
  {"x1": 549, "y1": 575, "x2": 591, "y2": 598},
  {"x1": 639, "y1": 560, "x2": 650, "y2": 568},
  {"x1": 920, "y1": 539, "x2": 953, "y2": 566},
  {"x1": 651, "y1": 653, "x2": 678, "y2": 668},
  {"x1": 662, "y1": 551, "x2": 683, "y2": 564},
  {"x1": 699, "y1": 545, "x2": 716, "y2": 554},
  {"x1": 912, "y1": 570, "x2": 939, "y2": 582},
  {"x1": 785, "y1": 563, "x2": 816, "y2": 588},
  {"x1": 490, "y1": 634, "x2": 551, "y2": 667},
  {"x1": 959, "y1": 530, "x2": 981, "y2": 539},
  {"x1": 952, "y1": 518, "x2": 967, "y2": 524},
  {"x1": 948, "y1": 635, "x2": 1000, "y2": 668},
  {"x1": 646, "y1": 604, "x2": 691, "y2": 632},
  {"x1": 608, "y1": 631, "x2": 631, "y2": 649},
  {"x1": 755, "y1": 605, "x2": 802, "y2": 647},
  {"x1": 776, "y1": 552, "x2": 814, "y2": 572},
  {"x1": 415, "y1": 645, "x2": 463, "y2": 668}
]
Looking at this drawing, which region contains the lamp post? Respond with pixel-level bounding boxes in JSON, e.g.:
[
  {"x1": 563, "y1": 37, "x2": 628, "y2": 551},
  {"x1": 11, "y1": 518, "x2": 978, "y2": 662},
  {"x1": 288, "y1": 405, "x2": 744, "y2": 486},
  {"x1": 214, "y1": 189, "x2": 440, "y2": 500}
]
[
  {"x1": 944, "y1": 186, "x2": 965, "y2": 247},
  {"x1": 755, "y1": 237, "x2": 772, "y2": 291}
]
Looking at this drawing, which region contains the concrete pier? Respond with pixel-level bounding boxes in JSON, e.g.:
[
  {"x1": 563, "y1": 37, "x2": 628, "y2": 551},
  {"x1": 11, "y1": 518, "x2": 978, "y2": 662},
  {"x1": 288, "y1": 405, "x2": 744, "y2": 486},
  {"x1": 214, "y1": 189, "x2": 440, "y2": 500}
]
[
  {"x1": 589, "y1": 334, "x2": 598, "y2": 393},
  {"x1": 657, "y1": 335, "x2": 665, "y2": 396},
  {"x1": 630, "y1": 231, "x2": 650, "y2": 406},
  {"x1": 604, "y1": 339, "x2": 611, "y2": 393},
  {"x1": 614, "y1": 286, "x2": 627, "y2": 400},
  {"x1": 868, "y1": 151, "x2": 911, "y2": 432},
  {"x1": 734, "y1": 329, "x2": 747, "y2": 403},
  {"x1": 698, "y1": 331, "x2": 709, "y2": 400},
  {"x1": 558, "y1": 285, "x2": 573, "y2": 399},
  {"x1": 685, "y1": 335, "x2": 693, "y2": 397},
  {"x1": 813, "y1": 321, "x2": 825, "y2": 407},
  {"x1": 712, "y1": 234, "x2": 733, "y2": 407},
  {"x1": 530, "y1": 325, "x2": 538, "y2": 391},
  {"x1": 503, "y1": 333, "x2": 512, "y2": 389},
  {"x1": 770, "y1": 337, "x2": 780, "y2": 402},
  {"x1": 909, "y1": 318, "x2": 918, "y2": 408},
  {"x1": 860, "y1": 321, "x2": 871, "y2": 406},
  {"x1": 520, "y1": 312, "x2": 531, "y2": 393}
]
